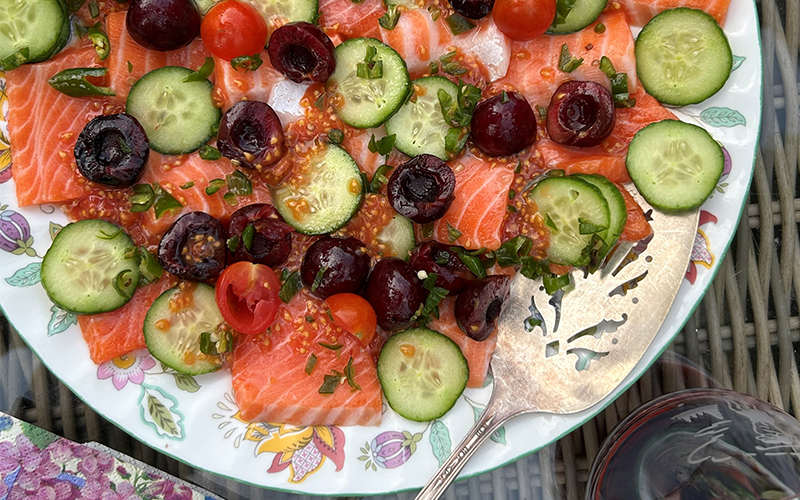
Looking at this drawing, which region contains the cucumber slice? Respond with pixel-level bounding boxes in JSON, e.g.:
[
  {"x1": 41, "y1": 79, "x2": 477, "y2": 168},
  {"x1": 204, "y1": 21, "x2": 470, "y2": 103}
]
[
  {"x1": 572, "y1": 174, "x2": 627, "y2": 254},
  {"x1": 143, "y1": 283, "x2": 224, "y2": 375},
  {"x1": 385, "y1": 76, "x2": 460, "y2": 160},
  {"x1": 0, "y1": 0, "x2": 69, "y2": 68},
  {"x1": 194, "y1": 0, "x2": 218, "y2": 13},
  {"x1": 635, "y1": 8, "x2": 732, "y2": 106},
  {"x1": 126, "y1": 66, "x2": 221, "y2": 155},
  {"x1": 547, "y1": 0, "x2": 608, "y2": 35},
  {"x1": 378, "y1": 327, "x2": 468, "y2": 422},
  {"x1": 377, "y1": 214, "x2": 415, "y2": 260},
  {"x1": 41, "y1": 220, "x2": 140, "y2": 315},
  {"x1": 626, "y1": 119, "x2": 723, "y2": 212},
  {"x1": 249, "y1": 0, "x2": 318, "y2": 23},
  {"x1": 529, "y1": 176, "x2": 610, "y2": 266},
  {"x1": 273, "y1": 143, "x2": 364, "y2": 235},
  {"x1": 327, "y1": 38, "x2": 411, "y2": 129}
]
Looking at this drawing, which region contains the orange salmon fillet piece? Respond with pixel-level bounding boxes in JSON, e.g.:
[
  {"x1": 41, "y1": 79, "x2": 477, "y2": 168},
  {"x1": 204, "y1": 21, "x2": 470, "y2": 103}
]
[
  {"x1": 613, "y1": 0, "x2": 731, "y2": 27},
  {"x1": 432, "y1": 152, "x2": 516, "y2": 250},
  {"x1": 78, "y1": 278, "x2": 175, "y2": 364},
  {"x1": 7, "y1": 46, "x2": 105, "y2": 206},
  {"x1": 231, "y1": 291, "x2": 382, "y2": 426}
]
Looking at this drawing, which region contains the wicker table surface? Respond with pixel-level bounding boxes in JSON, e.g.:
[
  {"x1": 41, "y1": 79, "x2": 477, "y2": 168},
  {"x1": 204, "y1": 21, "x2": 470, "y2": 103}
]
[{"x1": 2, "y1": 0, "x2": 798, "y2": 498}]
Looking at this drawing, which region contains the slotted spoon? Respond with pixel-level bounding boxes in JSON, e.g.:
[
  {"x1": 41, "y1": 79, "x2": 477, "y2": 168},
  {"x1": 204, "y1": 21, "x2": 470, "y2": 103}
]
[{"x1": 415, "y1": 186, "x2": 700, "y2": 500}]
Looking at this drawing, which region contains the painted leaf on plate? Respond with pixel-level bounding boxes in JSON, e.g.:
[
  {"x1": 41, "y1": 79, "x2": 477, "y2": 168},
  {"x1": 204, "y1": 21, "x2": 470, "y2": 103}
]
[
  {"x1": 5, "y1": 262, "x2": 41, "y2": 287},
  {"x1": 429, "y1": 420, "x2": 451, "y2": 467},
  {"x1": 700, "y1": 107, "x2": 746, "y2": 127},
  {"x1": 138, "y1": 384, "x2": 184, "y2": 440},
  {"x1": 47, "y1": 304, "x2": 76, "y2": 336}
]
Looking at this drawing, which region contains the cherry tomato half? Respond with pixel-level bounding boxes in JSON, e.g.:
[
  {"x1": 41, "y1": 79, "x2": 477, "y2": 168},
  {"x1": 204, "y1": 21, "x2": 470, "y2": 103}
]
[
  {"x1": 325, "y1": 293, "x2": 377, "y2": 346},
  {"x1": 215, "y1": 261, "x2": 280, "y2": 335},
  {"x1": 201, "y1": 0, "x2": 269, "y2": 61},
  {"x1": 493, "y1": 0, "x2": 556, "y2": 41}
]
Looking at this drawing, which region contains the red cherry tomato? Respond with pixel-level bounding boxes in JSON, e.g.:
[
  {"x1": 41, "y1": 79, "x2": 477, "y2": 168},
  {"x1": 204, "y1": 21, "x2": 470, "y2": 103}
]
[
  {"x1": 215, "y1": 261, "x2": 280, "y2": 335},
  {"x1": 201, "y1": 1, "x2": 269, "y2": 61},
  {"x1": 325, "y1": 293, "x2": 377, "y2": 346},
  {"x1": 493, "y1": 0, "x2": 557, "y2": 41}
]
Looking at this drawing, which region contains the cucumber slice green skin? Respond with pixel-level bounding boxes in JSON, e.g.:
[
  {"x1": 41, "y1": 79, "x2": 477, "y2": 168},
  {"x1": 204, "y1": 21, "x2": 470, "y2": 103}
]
[
  {"x1": 572, "y1": 174, "x2": 627, "y2": 254},
  {"x1": 0, "y1": 0, "x2": 70, "y2": 66},
  {"x1": 377, "y1": 215, "x2": 416, "y2": 261},
  {"x1": 547, "y1": 0, "x2": 608, "y2": 35},
  {"x1": 143, "y1": 283, "x2": 224, "y2": 375},
  {"x1": 626, "y1": 119, "x2": 724, "y2": 212},
  {"x1": 248, "y1": 0, "x2": 318, "y2": 23},
  {"x1": 272, "y1": 143, "x2": 364, "y2": 235},
  {"x1": 385, "y1": 76, "x2": 460, "y2": 160},
  {"x1": 41, "y1": 220, "x2": 140, "y2": 315},
  {"x1": 635, "y1": 7, "x2": 732, "y2": 106},
  {"x1": 529, "y1": 176, "x2": 610, "y2": 266},
  {"x1": 327, "y1": 38, "x2": 412, "y2": 129},
  {"x1": 378, "y1": 327, "x2": 469, "y2": 422},
  {"x1": 126, "y1": 66, "x2": 221, "y2": 155}
]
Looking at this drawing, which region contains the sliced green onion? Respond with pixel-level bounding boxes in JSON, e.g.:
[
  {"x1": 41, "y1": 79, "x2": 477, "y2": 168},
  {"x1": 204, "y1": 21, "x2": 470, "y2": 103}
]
[
  {"x1": 48, "y1": 67, "x2": 115, "y2": 97},
  {"x1": 183, "y1": 57, "x2": 215, "y2": 82}
]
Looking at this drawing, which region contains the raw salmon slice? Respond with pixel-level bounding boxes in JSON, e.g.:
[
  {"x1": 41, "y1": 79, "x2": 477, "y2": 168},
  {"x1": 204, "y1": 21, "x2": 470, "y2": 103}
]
[
  {"x1": 429, "y1": 297, "x2": 496, "y2": 388},
  {"x1": 231, "y1": 291, "x2": 382, "y2": 426},
  {"x1": 496, "y1": 11, "x2": 636, "y2": 108},
  {"x1": 78, "y1": 278, "x2": 175, "y2": 365},
  {"x1": 6, "y1": 46, "x2": 105, "y2": 207},
  {"x1": 138, "y1": 153, "x2": 273, "y2": 240},
  {"x1": 106, "y1": 11, "x2": 212, "y2": 103},
  {"x1": 432, "y1": 151, "x2": 516, "y2": 250},
  {"x1": 378, "y1": 8, "x2": 511, "y2": 81},
  {"x1": 212, "y1": 51, "x2": 283, "y2": 111},
  {"x1": 319, "y1": 0, "x2": 386, "y2": 40},
  {"x1": 614, "y1": 0, "x2": 731, "y2": 27}
]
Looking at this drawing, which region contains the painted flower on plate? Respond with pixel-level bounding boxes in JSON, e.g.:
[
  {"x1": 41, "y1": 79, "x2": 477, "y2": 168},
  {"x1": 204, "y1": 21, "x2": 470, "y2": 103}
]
[
  {"x1": 97, "y1": 350, "x2": 156, "y2": 390},
  {"x1": 244, "y1": 422, "x2": 345, "y2": 483},
  {"x1": 369, "y1": 431, "x2": 414, "y2": 469},
  {"x1": 143, "y1": 479, "x2": 193, "y2": 500}
]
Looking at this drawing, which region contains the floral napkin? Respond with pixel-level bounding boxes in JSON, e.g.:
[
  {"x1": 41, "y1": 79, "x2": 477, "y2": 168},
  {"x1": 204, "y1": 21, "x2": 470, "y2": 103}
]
[{"x1": 0, "y1": 412, "x2": 219, "y2": 500}]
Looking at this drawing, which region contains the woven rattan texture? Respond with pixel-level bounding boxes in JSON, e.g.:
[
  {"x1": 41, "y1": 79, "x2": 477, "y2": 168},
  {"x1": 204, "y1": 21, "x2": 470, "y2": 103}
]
[{"x1": 1, "y1": 0, "x2": 797, "y2": 497}]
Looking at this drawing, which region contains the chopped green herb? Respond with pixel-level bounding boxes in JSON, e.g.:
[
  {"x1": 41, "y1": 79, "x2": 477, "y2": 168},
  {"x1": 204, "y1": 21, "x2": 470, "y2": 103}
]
[
  {"x1": 88, "y1": 0, "x2": 99, "y2": 18},
  {"x1": 129, "y1": 184, "x2": 155, "y2": 213},
  {"x1": 138, "y1": 246, "x2": 163, "y2": 285},
  {"x1": 430, "y1": 61, "x2": 439, "y2": 74},
  {"x1": 368, "y1": 134, "x2": 396, "y2": 156},
  {"x1": 536, "y1": 105, "x2": 548, "y2": 119},
  {"x1": 178, "y1": 182, "x2": 195, "y2": 191},
  {"x1": 279, "y1": 271, "x2": 302, "y2": 303},
  {"x1": 118, "y1": 138, "x2": 132, "y2": 154},
  {"x1": 458, "y1": 253, "x2": 486, "y2": 278},
  {"x1": 183, "y1": 57, "x2": 215, "y2": 82},
  {"x1": 66, "y1": 0, "x2": 86, "y2": 11},
  {"x1": 594, "y1": 22, "x2": 606, "y2": 34},
  {"x1": 199, "y1": 145, "x2": 222, "y2": 160},
  {"x1": 446, "y1": 13, "x2": 475, "y2": 35},
  {"x1": 319, "y1": 341, "x2": 343, "y2": 351},
  {"x1": 344, "y1": 357, "x2": 361, "y2": 391},
  {"x1": 328, "y1": 128, "x2": 345, "y2": 145},
  {"x1": 427, "y1": 4, "x2": 441, "y2": 21},
  {"x1": 311, "y1": 266, "x2": 328, "y2": 292},
  {"x1": 500, "y1": 90, "x2": 509, "y2": 104},
  {"x1": 152, "y1": 183, "x2": 183, "y2": 219},
  {"x1": 440, "y1": 51, "x2": 457, "y2": 64},
  {"x1": 370, "y1": 164, "x2": 394, "y2": 193},
  {"x1": 379, "y1": 4, "x2": 401, "y2": 30},
  {"x1": 515, "y1": 161, "x2": 523, "y2": 174},
  {"x1": 318, "y1": 373, "x2": 342, "y2": 394},
  {"x1": 496, "y1": 235, "x2": 534, "y2": 267},
  {"x1": 578, "y1": 218, "x2": 606, "y2": 235},
  {"x1": 226, "y1": 234, "x2": 240, "y2": 252},
  {"x1": 422, "y1": 223, "x2": 434, "y2": 239},
  {"x1": 205, "y1": 178, "x2": 225, "y2": 195},
  {"x1": 48, "y1": 67, "x2": 115, "y2": 97},
  {"x1": 357, "y1": 46, "x2": 384, "y2": 79},
  {"x1": 446, "y1": 222, "x2": 461, "y2": 242},
  {"x1": 314, "y1": 93, "x2": 326, "y2": 110},
  {"x1": 0, "y1": 48, "x2": 30, "y2": 72},
  {"x1": 434, "y1": 250, "x2": 450, "y2": 265},
  {"x1": 509, "y1": 189, "x2": 516, "y2": 200},
  {"x1": 306, "y1": 315, "x2": 315, "y2": 323},
  {"x1": 599, "y1": 56, "x2": 615, "y2": 78},
  {"x1": 112, "y1": 269, "x2": 134, "y2": 299},
  {"x1": 558, "y1": 44, "x2": 583, "y2": 73},
  {"x1": 127, "y1": 61, "x2": 133, "y2": 73},
  {"x1": 242, "y1": 223, "x2": 255, "y2": 251},
  {"x1": 599, "y1": 56, "x2": 636, "y2": 107},
  {"x1": 87, "y1": 27, "x2": 110, "y2": 60},
  {"x1": 553, "y1": 0, "x2": 577, "y2": 27},
  {"x1": 507, "y1": 204, "x2": 517, "y2": 213},
  {"x1": 96, "y1": 228, "x2": 122, "y2": 240},
  {"x1": 231, "y1": 54, "x2": 263, "y2": 72},
  {"x1": 226, "y1": 170, "x2": 252, "y2": 196},
  {"x1": 223, "y1": 191, "x2": 238, "y2": 206},
  {"x1": 442, "y1": 61, "x2": 468, "y2": 76},
  {"x1": 544, "y1": 213, "x2": 558, "y2": 231},
  {"x1": 543, "y1": 272, "x2": 571, "y2": 294},
  {"x1": 200, "y1": 331, "x2": 232, "y2": 355},
  {"x1": 444, "y1": 127, "x2": 467, "y2": 154},
  {"x1": 305, "y1": 354, "x2": 318, "y2": 375}
]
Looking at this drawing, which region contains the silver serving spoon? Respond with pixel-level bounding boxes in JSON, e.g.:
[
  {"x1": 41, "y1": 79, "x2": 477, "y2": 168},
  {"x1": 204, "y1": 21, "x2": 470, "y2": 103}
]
[{"x1": 415, "y1": 186, "x2": 699, "y2": 500}]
